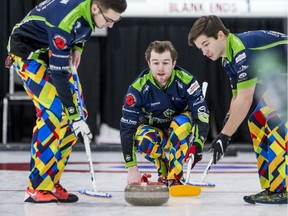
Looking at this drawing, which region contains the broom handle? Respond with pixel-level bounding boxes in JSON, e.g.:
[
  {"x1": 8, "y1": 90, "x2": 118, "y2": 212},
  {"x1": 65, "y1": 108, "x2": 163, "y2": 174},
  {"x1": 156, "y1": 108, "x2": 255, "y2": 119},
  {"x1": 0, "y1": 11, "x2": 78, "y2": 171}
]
[
  {"x1": 70, "y1": 64, "x2": 98, "y2": 192},
  {"x1": 185, "y1": 82, "x2": 208, "y2": 184},
  {"x1": 185, "y1": 154, "x2": 194, "y2": 184},
  {"x1": 200, "y1": 157, "x2": 214, "y2": 183}
]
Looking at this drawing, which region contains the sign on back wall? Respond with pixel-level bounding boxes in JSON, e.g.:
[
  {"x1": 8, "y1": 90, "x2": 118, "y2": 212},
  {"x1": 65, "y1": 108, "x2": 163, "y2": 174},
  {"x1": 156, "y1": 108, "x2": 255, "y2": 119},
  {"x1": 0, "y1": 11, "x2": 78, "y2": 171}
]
[{"x1": 124, "y1": 0, "x2": 287, "y2": 18}]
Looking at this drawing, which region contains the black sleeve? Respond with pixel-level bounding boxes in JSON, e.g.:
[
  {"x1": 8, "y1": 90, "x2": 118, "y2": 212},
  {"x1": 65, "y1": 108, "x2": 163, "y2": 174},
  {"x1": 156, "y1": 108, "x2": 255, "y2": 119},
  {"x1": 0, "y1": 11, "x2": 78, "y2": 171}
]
[
  {"x1": 50, "y1": 70, "x2": 79, "y2": 120},
  {"x1": 120, "y1": 87, "x2": 142, "y2": 167},
  {"x1": 186, "y1": 79, "x2": 210, "y2": 148}
]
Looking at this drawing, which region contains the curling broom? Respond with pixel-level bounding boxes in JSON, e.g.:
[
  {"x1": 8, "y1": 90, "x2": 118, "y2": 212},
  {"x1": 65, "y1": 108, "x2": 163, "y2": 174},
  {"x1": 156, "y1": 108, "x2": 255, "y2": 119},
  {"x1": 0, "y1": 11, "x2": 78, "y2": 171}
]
[
  {"x1": 71, "y1": 64, "x2": 112, "y2": 198},
  {"x1": 169, "y1": 154, "x2": 201, "y2": 196},
  {"x1": 189, "y1": 157, "x2": 215, "y2": 187},
  {"x1": 187, "y1": 82, "x2": 215, "y2": 187}
]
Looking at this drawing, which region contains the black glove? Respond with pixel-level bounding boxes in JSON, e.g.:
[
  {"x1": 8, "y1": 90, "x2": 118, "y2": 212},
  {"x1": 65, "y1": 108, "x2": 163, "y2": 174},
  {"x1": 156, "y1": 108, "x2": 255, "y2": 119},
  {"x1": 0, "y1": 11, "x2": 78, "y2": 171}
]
[
  {"x1": 184, "y1": 142, "x2": 202, "y2": 168},
  {"x1": 209, "y1": 133, "x2": 231, "y2": 164},
  {"x1": 223, "y1": 114, "x2": 230, "y2": 126}
]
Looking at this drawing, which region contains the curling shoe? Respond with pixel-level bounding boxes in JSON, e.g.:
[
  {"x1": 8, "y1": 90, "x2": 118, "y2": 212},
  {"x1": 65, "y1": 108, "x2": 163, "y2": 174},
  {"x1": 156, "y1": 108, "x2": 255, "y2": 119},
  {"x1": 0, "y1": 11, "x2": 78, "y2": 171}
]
[
  {"x1": 24, "y1": 187, "x2": 58, "y2": 203},
  {"x1": 243, "y1": 189, "x2": 270, "y2": 204},
  {"x1": 255, "y1": 190, "x2": 287, "y2": 205},
  {"x1": 53, "y1": 183, "x2": 78, "y2": 203}
]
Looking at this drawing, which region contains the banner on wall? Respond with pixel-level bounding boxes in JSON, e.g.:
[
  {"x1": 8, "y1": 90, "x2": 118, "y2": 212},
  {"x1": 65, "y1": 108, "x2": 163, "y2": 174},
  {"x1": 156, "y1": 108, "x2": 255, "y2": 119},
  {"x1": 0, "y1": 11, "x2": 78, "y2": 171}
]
[{"x1": 124, "y1": 0, "x2": 287, "y2": 17}]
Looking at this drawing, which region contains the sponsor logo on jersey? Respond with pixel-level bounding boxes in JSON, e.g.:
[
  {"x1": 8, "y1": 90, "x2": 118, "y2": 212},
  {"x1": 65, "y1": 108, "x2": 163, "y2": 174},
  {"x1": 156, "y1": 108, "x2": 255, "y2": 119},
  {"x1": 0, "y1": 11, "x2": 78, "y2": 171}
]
[
  {"x1": 235, "y1": 53, "x2": 246, "y2": 63},
  {"x1": 238, "y1": 65, "x2": 249, "y2": 73},
  {"x1": 125, "y1": 93, "x2": 136, "y2": 107},
  {"x1": 142, "y1": 85, "x2": 150, "y2": 94},
  {"x1": 53, "y1": 35, "x2": 67, "y2": 50},
  {"x1": 50, "y1": 65, "x2": 69, "y2": 71},
  {"x1": 36, "y1": 0, "x2": 54, "y2": 11},
  {"x1": 122, "y1": 108, "x2": 139, "y2": 114},
  {"x1": 164, "y1": 109, "x2": 175, "y2": 117},
  {"x1": 147, "y1": 116, "x2": 171, "y2": 124},
  {"x1": 120, "y1": 117, "x2": 137, "y2": 125},
  {"x1": 239, "y1": 72, "x2": 247, "y2": 79},
  {"x1": 266, "y1": 30, "x2": 284, "y2": 37},
  {"x1": 198, "y1": 112, "x2": 209, "y2": 123},
  {"x1": 125, "y1": 154, "x2": 131, "y2": 161},
  {"x1": 150, "y1": 102, "x2": 160, "y2": 107},
  {"x1": 60, "y1": 0, "x2": 70, "y2": 4},
  {"x1": 193, "y1": 96, "x2": 204, "y2": 106},
  {"x1": 197, "y1": 106, "x2": 206, "y2": 113},
  {"x1": 68, "y1": 106, "x2": 75, "y2": 115},
  {"x1": 187, "y1": 81, "x2": 200, "y2": 95},
  {"x1": 171, "y1": 96, "x2": 183, "y2": 101}
]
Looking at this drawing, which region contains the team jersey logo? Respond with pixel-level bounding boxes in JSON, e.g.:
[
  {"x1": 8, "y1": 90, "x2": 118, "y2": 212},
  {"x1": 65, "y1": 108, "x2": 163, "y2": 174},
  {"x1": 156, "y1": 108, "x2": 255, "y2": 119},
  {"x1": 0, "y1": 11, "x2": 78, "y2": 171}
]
[
  {"x1": 125, "y1": 93, "x2": 136, "y2": 107},
  {"x1": 53, "y1": 35, "x2": 67, "y2": 50}
]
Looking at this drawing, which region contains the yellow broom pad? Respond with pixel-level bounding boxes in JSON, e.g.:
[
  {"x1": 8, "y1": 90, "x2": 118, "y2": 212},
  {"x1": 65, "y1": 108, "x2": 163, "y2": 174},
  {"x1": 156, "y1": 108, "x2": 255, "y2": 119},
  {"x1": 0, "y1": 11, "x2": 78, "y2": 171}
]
[{"x1": 169, "y1": 184, "x2": 201, "y2": 197}]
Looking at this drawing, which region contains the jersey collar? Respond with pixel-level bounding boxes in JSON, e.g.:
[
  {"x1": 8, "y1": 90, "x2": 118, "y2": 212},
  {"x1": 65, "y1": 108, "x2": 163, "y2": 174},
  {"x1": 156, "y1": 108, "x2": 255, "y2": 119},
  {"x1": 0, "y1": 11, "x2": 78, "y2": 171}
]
[
  {"x1": 148, "y1": 69, "x2": 175, "y2": 90},
  {"x1": 224, "y1": 33, "x2": 245, "y2": 62}
]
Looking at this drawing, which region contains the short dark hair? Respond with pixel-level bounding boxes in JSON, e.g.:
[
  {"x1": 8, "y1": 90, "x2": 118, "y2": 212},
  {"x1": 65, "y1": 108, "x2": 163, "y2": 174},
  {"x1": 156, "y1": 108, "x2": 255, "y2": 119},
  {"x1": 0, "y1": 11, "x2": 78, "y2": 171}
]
[
  {"x1": 188, "y1": 15, "x2": 230, "y2": 46},
  {"x1": 145, "y1": 41, "x2": 178, "y2": 62},
  {"x1": 93, "y1": 0, "x2": 127, "y2": 13}
]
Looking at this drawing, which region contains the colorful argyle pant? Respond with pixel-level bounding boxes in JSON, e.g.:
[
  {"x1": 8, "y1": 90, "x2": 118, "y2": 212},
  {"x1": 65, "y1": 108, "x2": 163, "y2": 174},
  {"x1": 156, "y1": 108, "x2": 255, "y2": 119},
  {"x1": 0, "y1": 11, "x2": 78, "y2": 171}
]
[
  {"x1": 135, "y1": 112, "x2": 192, "y2": 181},
  {"x1": 248, "y1": 91, "x2": 287, "y2": 192},
  {"x1": 12, "y1": 56, "x2": 87, "y2": 191}
]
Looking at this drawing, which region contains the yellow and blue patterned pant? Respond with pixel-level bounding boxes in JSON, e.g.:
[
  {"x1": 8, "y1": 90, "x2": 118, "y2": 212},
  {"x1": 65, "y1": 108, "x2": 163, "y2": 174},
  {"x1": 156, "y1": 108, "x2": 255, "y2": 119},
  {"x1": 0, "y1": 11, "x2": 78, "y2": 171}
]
[
  {"x1": 135, "y1": 112, "x2": 192, "y2": 181},
  {"x1": 248, "y1": 91, "x2": 287, "y2": 192},
  {"x1": 13, "y1": 56, "x2": 87, "y2": 191}
]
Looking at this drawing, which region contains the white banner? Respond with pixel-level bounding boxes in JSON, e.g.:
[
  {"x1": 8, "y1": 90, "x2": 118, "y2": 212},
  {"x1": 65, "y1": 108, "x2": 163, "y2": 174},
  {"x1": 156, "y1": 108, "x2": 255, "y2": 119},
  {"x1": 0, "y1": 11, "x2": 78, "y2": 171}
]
[{"x1": 124, "y1": 0, "x2": 287, "y2": 17}]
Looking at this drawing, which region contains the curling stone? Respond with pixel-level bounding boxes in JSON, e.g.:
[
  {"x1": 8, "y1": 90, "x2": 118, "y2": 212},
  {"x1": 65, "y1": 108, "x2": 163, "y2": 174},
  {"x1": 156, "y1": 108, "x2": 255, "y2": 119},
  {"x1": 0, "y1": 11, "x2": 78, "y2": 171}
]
[{"x1": 124, "y1": 174, "x2": 169, "y2": 206}]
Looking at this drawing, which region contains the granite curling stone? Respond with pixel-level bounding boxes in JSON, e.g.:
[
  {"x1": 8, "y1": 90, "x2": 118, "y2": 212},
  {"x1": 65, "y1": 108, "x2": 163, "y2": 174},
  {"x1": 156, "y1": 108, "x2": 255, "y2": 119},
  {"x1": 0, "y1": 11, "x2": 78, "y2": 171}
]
[{"x1": 124, "y1": 174, "x2": 169, "y2": 206}]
